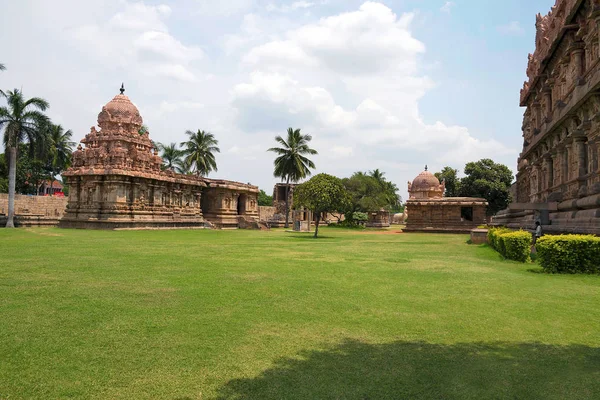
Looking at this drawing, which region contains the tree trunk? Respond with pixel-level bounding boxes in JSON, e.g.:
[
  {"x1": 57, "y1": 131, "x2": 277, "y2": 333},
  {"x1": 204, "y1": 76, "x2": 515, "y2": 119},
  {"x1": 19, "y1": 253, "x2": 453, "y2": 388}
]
[
  {"x1": 284, "y1": 176, "x2": 290, "y2": 228},
  {"x1": 314, "y1": 212, "x2": 320, "y2": 238},
  {"x1": 6, "y1": 146, "x2": 17, "y2": 228}
]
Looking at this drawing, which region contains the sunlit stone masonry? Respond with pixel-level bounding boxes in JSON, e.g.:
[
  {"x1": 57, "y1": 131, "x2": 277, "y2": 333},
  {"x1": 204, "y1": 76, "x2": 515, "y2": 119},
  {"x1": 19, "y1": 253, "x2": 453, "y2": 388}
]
[
  {"x1": 404, "y1": 167, "x2": 487, "y2": 233},
  {"x1": 60, "y1": 87, "x2": 258, "y2": 229},
  {"x1": 495, "y1": 0, "x2": 600, "y2": 234}
]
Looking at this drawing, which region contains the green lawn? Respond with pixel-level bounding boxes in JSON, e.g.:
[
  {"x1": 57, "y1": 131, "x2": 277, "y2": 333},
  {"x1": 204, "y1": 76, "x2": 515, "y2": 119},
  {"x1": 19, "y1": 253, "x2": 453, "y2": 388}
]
[{"x1": 1, "y1": 227, "x2": 599, "y2": 399}]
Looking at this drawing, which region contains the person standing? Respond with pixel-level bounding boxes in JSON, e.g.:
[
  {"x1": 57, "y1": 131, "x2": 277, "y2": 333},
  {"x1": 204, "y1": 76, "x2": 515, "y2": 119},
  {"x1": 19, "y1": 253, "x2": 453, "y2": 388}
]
[{"x1": 533, "y1": 221, "x2": 542, "y2": 245}]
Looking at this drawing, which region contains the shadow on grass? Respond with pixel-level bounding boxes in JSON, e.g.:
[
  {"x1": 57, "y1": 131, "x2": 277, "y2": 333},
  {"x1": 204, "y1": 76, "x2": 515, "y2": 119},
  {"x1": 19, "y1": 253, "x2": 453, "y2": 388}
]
[{"x1": 217, "y1": 339, "x2": 600, "y2": 400}]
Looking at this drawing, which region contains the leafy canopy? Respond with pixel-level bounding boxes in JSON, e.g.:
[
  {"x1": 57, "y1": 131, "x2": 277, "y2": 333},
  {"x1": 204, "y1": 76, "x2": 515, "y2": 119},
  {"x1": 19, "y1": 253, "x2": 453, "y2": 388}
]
[
  {"x1": 459, "y1": 159, "x2": 513, "y2": 216},
  {"x1": 258, "y1": 189, "x2": 273, "y2": 206},
  {"x1": 434, "y1": 166, "x2": 460, "y2": 197},
  {"x1": 341, "y1": 170, "x2": 401, "y2": 224},
  {"x1": 294, "y1": 173, "x2": 350, "y2": 237}
]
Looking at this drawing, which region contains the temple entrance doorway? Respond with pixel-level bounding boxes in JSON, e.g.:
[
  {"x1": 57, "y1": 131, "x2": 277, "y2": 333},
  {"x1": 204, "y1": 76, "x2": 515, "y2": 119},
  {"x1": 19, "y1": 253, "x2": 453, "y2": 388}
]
[{"x1": 237, "y1": 194, "x2": 247, "y2": 215}]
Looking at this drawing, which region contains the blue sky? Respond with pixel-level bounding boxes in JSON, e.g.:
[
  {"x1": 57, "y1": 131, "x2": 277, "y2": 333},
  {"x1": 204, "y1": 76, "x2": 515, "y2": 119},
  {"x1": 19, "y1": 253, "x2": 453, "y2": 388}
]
[{"x1": 0, "y1": 0, "x2": 555, "y2": 200}]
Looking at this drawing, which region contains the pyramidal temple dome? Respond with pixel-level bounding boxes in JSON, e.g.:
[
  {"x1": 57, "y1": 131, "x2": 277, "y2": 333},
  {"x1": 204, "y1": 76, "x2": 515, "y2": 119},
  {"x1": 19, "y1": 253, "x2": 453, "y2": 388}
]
[{"x1": 97, "y1": 85, "x2": 143, "y2": 127}]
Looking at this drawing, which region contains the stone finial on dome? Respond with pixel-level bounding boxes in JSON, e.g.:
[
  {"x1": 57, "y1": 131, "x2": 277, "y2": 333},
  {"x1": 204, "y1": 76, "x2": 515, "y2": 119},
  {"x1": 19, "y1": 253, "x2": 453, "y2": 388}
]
[{"x1": 120, "y1": 83, "x2": 125, "y2": 95}]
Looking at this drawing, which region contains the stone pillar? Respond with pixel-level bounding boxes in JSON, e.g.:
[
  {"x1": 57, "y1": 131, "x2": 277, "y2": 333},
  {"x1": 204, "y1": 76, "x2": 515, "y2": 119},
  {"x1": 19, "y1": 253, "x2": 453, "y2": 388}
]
[
  {"x1": 543, "y1": 85, "x2": 553, "y2": 120},
  {"x1": 543, "y1": 155, "x2": 554, "y2": 190},
  {"x1": 550, "y1": 152, "x2": 558, "y2": 187},
  {"x1": 563, "y1": 144, "x2": 571, "y2": 183},
  {"x1": 574, "y1": 136, "x2": 588, "y2": 177},
  {"x1": 571, "y1": 43, "x2": 585, "y2": 84},
  {"x1": 533, "y1": 102, "x2": 542, "y2": 130}
]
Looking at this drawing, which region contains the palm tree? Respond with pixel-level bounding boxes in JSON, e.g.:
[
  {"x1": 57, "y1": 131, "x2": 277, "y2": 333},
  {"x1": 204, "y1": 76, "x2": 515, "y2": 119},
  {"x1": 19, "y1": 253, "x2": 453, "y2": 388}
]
[
  {"x1": 369, "y1": 169, "x2": 400, "y2": 209},
  {"x1": 369, "y1": 169, "x2": 385, "y2": 184},
  {"x1": 174, "y1": 158, "x2": 193, "y2": 175},
  {"x1": 0, "y1": 89, "x2": 49, "y2": 227},
  {"x1": 268, "y1": 127, "x2": 318, "y2": 228},
  {"x1": 180, "y1": 130, "x2": 220, "y2": 176},
  {"x1": 156, "y1": 142, "x2": 183, "y2": 170},
  {"x1": 46, "y1": 123, "x2": 75, "y2": 195}
]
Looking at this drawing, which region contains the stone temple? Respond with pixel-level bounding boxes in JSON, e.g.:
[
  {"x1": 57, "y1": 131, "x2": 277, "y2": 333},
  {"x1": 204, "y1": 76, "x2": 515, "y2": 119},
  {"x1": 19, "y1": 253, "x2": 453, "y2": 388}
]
[
  {"x1": 494, "y1": 0, "x2": 600, "y2": 234},
  {"x1": 404, "y1": 167, "x2": 487, "y2": 233},
  {"x1": 60, "y1": 87, "x2": 259, "y2": 229}
]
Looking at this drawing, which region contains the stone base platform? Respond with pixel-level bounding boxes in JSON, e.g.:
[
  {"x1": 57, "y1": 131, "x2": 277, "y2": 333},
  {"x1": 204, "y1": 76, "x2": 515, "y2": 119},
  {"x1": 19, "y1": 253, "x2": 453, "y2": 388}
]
[
  {"x1": 0, "y1": 214, "x2": 62, "y2": 227},
  {"x1": 403, "y1": 227, "x2": 478, "y2": 234},
  {"x1": 494, "y1": 193, "x2": 600, "y2": 235}
]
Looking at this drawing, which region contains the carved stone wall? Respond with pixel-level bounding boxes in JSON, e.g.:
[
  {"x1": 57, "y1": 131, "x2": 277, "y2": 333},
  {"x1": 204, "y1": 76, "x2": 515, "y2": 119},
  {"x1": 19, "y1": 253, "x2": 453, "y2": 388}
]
[
  {"x1": 60, "y1": 89, "x2": 259, "y2": 230},
  {"x1": 499, "y1": 0, "x2": 600, "y2": 233}
]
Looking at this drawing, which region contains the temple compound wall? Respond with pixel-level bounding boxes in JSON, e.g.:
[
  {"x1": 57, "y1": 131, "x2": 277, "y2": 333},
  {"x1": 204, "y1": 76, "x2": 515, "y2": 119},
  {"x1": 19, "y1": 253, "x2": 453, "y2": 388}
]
[
  {"x1": 405, "y1": 168, "x2": 487, "y2": 233},
  {"x1": 495, "y1": 0, "x2": 600, "y2": 234},
  {"x1": 60, "y1": 89, "x2": 258, "y2": 230},
  {"x1": 0, "y1": 194, "x2": 68, "y2": 227}
]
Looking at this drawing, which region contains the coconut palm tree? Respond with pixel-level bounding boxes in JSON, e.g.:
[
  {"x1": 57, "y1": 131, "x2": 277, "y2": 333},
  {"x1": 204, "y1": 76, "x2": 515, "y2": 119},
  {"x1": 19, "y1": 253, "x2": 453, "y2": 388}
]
[
  {"x1": 267, "y1": 127, "x2": 318, "y2": 228},
  {"x1": 0, "y1": 89, "x2": 49, "y2": 227},
  {"x1": 369, "y1": 169, "x2": 385, "y2": 184},
  {"x1": 156, "y1": 142, "x2": 183, "y2": 170},
  {"x1": 180, "y1": 130, "x2": 220, "y2": 176},
  {"x1": 46, "y1": 123, "x2": 75, "y2": 194}
]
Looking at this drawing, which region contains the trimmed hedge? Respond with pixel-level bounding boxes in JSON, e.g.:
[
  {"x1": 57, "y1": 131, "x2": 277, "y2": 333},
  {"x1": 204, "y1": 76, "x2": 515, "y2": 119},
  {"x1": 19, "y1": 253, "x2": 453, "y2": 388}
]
[
  {"x1": 499, "y1": 231, "x2": 532, "y2": 263},
  {"x1": 487, "y1": 227, "x2": 510, "y2": 252},
  {"x1": 487, "y1": 227, "x2": 532, "y2": 263},
  {"x1": 536, "y1": 235, "x2": 600, "y2": 274}
]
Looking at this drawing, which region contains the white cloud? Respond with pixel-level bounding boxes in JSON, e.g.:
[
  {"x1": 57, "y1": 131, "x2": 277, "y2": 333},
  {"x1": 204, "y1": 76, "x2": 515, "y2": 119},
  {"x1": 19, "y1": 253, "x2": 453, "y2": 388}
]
[
  {"x1": 232, "y1": 1, "x2": 516, "y2": 194},
  {"x1": 267, "y1": 1, "x2": 318, "y2": 13},
  {"x1": 440, "y1": 1, "x2": 455, "y2": 14},
  {"x1": 0, "y1": 0, "x2": 519, "y2": 200},
  {"x1": 497, "y1": 21, "x2": 525, "y2": 35},
  {"x1": 72, "y1": 1, "x2": 202, "y2": 82}
]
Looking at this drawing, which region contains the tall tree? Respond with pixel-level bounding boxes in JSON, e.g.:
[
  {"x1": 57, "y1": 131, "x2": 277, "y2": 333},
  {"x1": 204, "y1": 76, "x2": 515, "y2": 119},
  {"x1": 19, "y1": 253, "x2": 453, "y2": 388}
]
[
  {"x1": 46, "y1": 123, "x2": 75, "y2": 195},
  {"x1": 156, "y1": 142, "x2": 183, "y2": 171},
  {"x1": 267, "y1": 127, "x2": 318, "y2": 228},
  {"x1": 180, "y1": 130, "x2": 220, "y2": 176},
  {"x1": 0, "y1": 63, "x2": 5, "y2": 71},
  {"x1": 0, "y1": 89, "x2": 49, "y2": 227},
  {"x1": 294, "y1": 173, "x2": 349, "y2": 238},
  {"x1": 459, "y1": 159, "x2": 513, "y2": 216},
  {"x1": 434, "y1": 166, "x2": 461, "y2": 197}
]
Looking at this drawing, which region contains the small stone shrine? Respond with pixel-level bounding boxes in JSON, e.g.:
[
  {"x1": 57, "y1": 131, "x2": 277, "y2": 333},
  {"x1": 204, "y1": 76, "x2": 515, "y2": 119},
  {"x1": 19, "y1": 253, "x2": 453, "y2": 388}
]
[
  {"x1": 404, "y1": 166, "x2": 487, "y2": 233},
  {"x1": 60, "y1": 85, "x2": 258, "y2": 229}
]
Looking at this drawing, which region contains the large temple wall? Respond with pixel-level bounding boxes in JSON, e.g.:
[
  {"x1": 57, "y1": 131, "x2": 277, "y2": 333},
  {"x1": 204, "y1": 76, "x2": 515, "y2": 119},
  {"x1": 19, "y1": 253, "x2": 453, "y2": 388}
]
[{"x1": 499, "y1": 0, "x2": 600, "y2": 233}]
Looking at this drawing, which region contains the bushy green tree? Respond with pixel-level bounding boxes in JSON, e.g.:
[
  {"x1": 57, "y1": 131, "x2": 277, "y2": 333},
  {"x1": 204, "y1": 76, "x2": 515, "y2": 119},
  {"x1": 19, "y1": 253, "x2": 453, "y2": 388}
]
[
  {"x1": 459, "y1": 159, "x2": 513, "y2": 216},
  {"x1": 0, "y1": 144, "x2": 50, "y2": 195},
  {"x1": 434, "y1": 166, "x2": 460, "y2": 197},
  {"x1": 258, "y1": 189, "x2": 273, "y2": 206},
  {"x1": 294, "y1": 173, "x2": 349, "y2": 238},
  {"x1": 267, "y1": 127, "x2": 318, "y2": 228},
  {"x1": 341, "y1": 170, "x2": 401, "y2": 225}
]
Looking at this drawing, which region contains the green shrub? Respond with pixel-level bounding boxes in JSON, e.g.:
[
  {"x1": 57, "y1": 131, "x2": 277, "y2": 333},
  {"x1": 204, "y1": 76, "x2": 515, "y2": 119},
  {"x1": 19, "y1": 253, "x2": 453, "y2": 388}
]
[
  {"x1": 487, "y1": 228, "x2": 531, "y2": 263},
  {"x1": 536, "y1": 235, "x2": 600, "y2": 274},
  {"x1": 487, "y1": 227, "x2": 511, "y2": 252},
  {"x1": 500, "y1": 231, "x2": 532, "y2": 263}
]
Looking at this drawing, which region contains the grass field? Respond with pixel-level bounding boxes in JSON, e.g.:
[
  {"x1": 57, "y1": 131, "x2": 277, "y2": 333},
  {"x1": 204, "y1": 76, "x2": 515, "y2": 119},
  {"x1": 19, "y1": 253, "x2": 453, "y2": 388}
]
[{"x1": 1, "y1": 227, "x2": 599, "y2": 399}]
